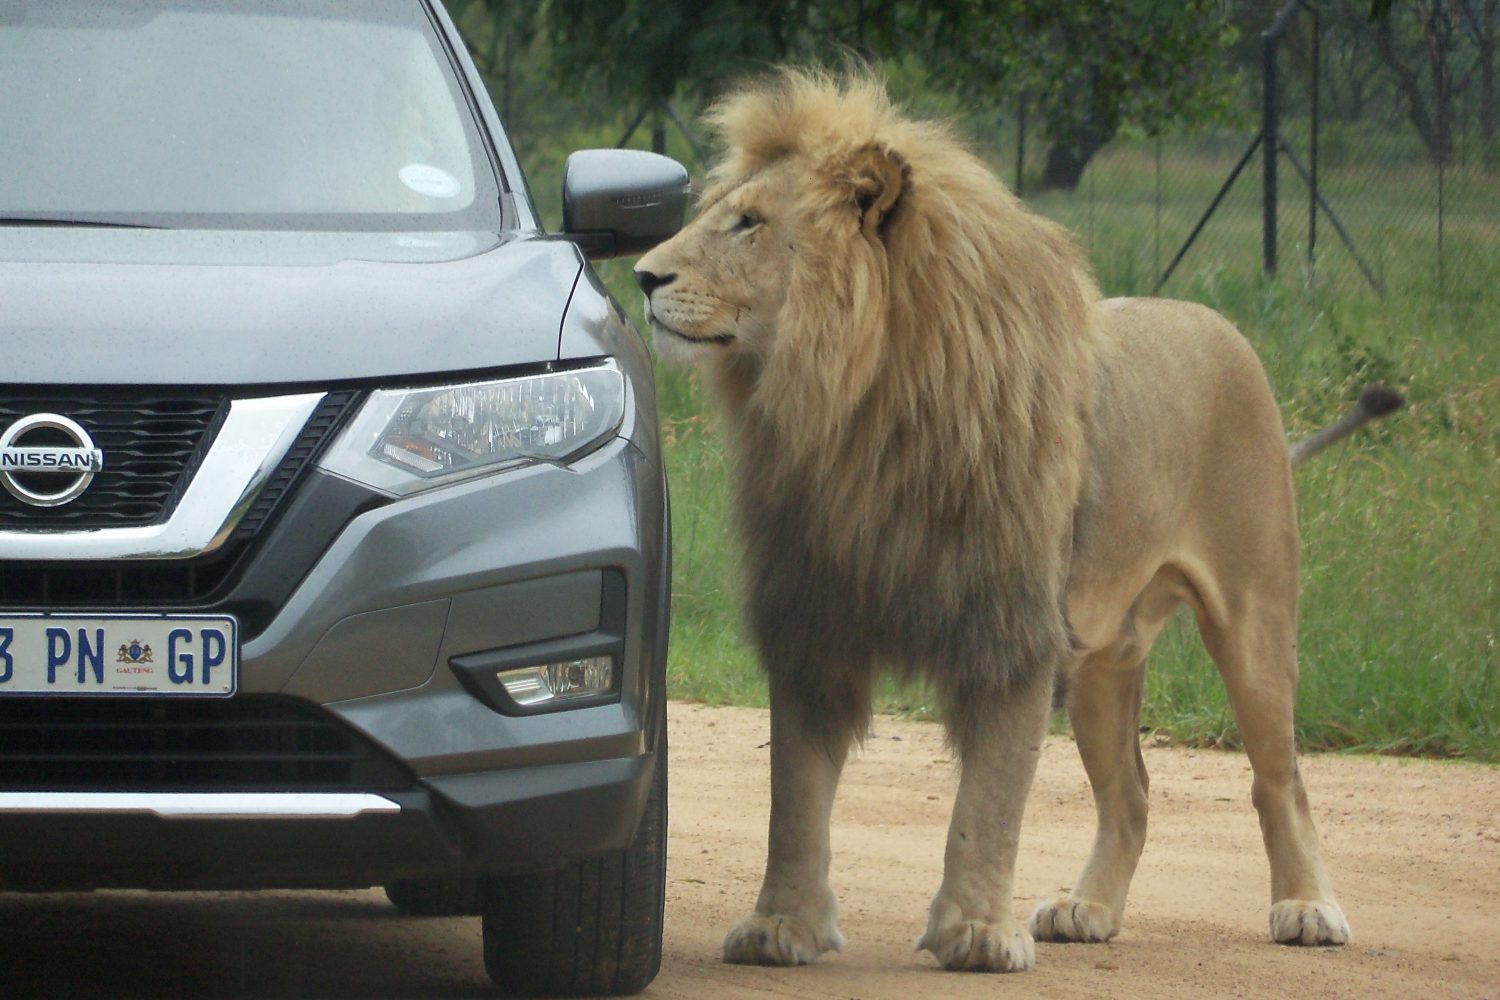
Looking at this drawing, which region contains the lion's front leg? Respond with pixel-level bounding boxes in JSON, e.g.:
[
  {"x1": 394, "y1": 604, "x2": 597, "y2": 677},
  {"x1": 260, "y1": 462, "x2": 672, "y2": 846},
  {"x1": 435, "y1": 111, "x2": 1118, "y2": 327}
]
[
  {"x1": 723, "y1": 674, "x2": 858, "y2": 966},
  {"x1": 917, "y1": 672, "x2": 1052, "y2": 972}
]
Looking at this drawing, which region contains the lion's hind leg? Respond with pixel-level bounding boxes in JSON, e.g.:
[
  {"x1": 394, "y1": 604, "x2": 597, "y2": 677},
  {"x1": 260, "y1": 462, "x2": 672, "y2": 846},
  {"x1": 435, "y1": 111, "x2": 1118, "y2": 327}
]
[
  {"x1": 917, "y1": 670, "x2": 1053, "y2": 972},
  {"x1": 1029, "y1": 653, "x2": 1150, "y2": 944},
  {"x1": 1194, "y1": 576, "x2": 1351, "y2": 946},
  {"x1": 722, "y1": 669, "x2": 865, "y2": 966}
]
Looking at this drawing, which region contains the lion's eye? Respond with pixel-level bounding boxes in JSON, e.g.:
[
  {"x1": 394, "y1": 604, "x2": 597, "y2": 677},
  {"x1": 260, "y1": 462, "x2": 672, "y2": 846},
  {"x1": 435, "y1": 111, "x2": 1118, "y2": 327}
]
[{"x1": 732, "y1": 213, "x2": 762, "y2": 233}]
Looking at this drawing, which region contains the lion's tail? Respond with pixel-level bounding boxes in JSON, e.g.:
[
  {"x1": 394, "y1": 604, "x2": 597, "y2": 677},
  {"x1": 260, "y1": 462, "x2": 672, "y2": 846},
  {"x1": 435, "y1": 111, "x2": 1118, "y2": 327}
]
[{"x1": 1288, "y1": 384, "x2": 1405, "y2": 468}]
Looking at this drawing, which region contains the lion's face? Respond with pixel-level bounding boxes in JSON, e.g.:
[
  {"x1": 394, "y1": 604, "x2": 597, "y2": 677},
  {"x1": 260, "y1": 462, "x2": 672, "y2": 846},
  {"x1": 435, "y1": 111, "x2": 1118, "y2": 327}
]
[{"x1": 635, "y1": 159, "x2": 811, "y2": 369}]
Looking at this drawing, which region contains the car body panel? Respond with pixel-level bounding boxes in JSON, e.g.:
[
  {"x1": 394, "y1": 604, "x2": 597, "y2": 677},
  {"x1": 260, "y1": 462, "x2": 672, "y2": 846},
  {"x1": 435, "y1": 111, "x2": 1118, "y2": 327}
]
[{"x1": 0, "y1": 230, "x2": 584, "y2": 385}]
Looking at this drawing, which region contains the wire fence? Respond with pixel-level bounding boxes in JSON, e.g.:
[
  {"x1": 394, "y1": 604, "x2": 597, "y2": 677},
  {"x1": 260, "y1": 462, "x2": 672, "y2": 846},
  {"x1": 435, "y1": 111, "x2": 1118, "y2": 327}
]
[
  {"x1": 468, "y1": 2, "x2": 1496, "y2": 314},
  {"x1": 999, "y1": 129, "x2": 1498, "y2": 307},
  {"x1": 995, "y1": 1, "x2": 1498, "y2": 310}
]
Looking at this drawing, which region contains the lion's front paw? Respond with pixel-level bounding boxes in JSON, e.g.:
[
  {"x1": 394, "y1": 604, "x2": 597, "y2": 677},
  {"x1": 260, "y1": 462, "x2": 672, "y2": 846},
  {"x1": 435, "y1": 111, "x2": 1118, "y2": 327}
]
[
  {"x1": 917, "y1": 917, "x2": 1035, "y2": 972},
  {"x1": 722, "y1": 913, "x2": 844, "y2": 966},
  {"x1": 1027, "y1": 894, "x2": 1120, "y2": 943},
  {"x1": 1270, "y1": 899, "x2": 1351, "y2": 946}
]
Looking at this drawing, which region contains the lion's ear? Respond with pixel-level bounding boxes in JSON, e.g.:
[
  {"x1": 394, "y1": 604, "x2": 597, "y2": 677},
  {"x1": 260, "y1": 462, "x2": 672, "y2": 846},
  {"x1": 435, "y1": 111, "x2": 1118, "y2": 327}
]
[{"x1": 843, "y1": 143, "x2": 910, "y2": 237}]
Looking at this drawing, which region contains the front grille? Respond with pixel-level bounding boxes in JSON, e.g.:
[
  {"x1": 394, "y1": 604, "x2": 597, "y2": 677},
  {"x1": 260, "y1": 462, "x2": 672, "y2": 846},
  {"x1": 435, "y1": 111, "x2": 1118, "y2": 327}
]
[
  {"x1": 0, "y1": 545, "x2": 245, "y2": 606},
  {"x1": 0, "y1": 695, "x2": 412, "y2": 792},
  {"x1": 233, "y1": 389, "x2": 358, "y2": 540},
  {"x1": 0, "y1": 391, "x2": 226, "y2": 528},
  {"x1": 0, "y1": 391, "x2": 362, "y2": 629}
]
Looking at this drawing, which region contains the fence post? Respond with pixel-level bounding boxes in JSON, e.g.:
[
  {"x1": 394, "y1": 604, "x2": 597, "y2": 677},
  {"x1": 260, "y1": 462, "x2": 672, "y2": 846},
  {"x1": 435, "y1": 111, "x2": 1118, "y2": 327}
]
[
  {"x1": 1439, "y1": 131, "x2": 1446, "y2": 301},
  {"x1": 1159, "y1": 0, "x2": 1379, "y2": 297},
  {"x1": 1263, "y1": 33, "x2": 1277, "y2": 275},
  {"x1": 1263, "y1": 10, "x2": 1285, "y2": 275},
  {"x1": 1309, "y1": 1, "x2": 1319, "y2": 275},
  {"x1": 1015, "y1": 101, "x2": 1026, "y2": 198},
  {"x1": 1263, "y1": 0, "x2": 1303, "y2": 278}
]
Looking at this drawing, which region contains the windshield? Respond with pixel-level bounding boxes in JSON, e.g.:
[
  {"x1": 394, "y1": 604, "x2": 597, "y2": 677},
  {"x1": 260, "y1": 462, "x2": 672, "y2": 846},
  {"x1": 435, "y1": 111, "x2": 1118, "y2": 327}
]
[{"x1": 0, "y1": 0, "x2": 504, "y2": 231}]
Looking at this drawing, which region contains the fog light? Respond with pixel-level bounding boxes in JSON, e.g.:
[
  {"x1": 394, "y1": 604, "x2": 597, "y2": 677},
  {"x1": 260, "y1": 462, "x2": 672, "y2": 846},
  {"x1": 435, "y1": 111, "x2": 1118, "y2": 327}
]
[{"x1": 496, "y1": 656, "x2": 615, "y2": 708}]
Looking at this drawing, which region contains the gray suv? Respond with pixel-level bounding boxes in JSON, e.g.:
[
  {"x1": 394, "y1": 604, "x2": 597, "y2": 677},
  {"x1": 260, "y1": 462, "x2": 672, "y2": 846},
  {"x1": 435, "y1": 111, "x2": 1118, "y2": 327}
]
[{"x1": 0, "y1": 1, "x2": 685, "y2": 994}]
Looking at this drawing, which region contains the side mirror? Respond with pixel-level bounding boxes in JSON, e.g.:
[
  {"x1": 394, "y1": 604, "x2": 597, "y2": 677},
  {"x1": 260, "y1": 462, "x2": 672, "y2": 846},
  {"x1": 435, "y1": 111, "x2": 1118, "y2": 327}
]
[{"x1": 562, "y1": 149, "x2": 690, "y2": 260}]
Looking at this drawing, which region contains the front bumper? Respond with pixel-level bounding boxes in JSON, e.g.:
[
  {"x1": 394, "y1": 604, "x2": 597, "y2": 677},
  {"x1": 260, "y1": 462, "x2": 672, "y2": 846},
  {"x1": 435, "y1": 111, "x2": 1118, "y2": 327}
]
[
  {"x1": 0, "y1": 435, "x2": 669, "y2": 891},
  {"x1": 0, "y1": 754, "x2": 656, "y2": 891}
]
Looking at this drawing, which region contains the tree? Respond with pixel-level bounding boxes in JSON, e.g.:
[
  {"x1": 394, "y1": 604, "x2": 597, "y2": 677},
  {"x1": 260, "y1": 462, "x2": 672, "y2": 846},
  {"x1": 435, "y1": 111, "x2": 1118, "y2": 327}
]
[
  {"x1": 1310, "y1": 10, "x2": 1395, "y2": 124},
  {"x1": 1461, "y1": 0, "x2": 1498, "y2": 165},
  {"x1": 915, "y1": 1, "x2": 1238, "y2": 191},
  {"x1": 544, "y1": 0, "x2": 804, "y2": 108},
  {"x1": 443, "y1": 1, "x2": 548, "y2": 135},
  {"x1": 457, "y1": 0, "x2": 1240, "y2": 191},
  {"x1": 1346, "y1": 0, "x2": 1499, "y2": 165}
]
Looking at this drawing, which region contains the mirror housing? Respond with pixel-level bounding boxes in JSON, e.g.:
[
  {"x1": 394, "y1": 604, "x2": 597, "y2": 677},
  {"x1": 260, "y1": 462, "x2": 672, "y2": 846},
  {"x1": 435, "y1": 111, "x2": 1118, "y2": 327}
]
[{"x1": 562, "y1": 149, "x2": 689, "y2": 260}]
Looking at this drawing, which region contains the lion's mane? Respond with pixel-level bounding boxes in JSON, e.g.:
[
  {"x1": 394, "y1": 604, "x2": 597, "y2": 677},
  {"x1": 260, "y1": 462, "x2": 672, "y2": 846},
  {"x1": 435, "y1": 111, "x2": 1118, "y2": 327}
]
[{"x1": 705, "y1": 71, "x2": 1100, "y2": 743}]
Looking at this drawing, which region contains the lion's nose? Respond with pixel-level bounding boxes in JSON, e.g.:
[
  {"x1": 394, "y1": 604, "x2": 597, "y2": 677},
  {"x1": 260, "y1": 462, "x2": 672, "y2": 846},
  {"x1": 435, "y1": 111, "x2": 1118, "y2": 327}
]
[{"x1": 634, "y1": 269, "x2": 676, "y2": 295}]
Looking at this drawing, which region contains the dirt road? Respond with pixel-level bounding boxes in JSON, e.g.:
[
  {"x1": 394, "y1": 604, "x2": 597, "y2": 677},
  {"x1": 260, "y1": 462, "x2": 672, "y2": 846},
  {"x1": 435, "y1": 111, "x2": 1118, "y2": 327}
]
[{"x1": 1, "y1": 701, "x2": 1496, "y2": 998}]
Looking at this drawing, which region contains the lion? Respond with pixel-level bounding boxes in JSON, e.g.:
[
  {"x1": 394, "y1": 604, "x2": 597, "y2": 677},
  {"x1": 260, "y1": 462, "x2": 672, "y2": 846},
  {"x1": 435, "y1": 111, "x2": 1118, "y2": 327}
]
[{"x1": 636, "y1": 69, "x2": 1396, "y2": 972}]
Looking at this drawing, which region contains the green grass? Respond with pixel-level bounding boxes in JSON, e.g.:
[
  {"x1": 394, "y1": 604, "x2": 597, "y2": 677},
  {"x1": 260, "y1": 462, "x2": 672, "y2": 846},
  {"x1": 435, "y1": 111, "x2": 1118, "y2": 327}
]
[
  {"x1": 1140, "y1": 323, "x2": 1499, "y2": 759},
  {"x1": 536, "y1": 126, "x2": 1500, "y2": 763}
]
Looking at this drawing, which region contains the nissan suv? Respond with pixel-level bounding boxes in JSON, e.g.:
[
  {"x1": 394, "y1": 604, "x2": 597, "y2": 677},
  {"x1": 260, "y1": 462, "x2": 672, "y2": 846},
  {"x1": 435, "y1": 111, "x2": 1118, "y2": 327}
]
[{"x1": 0, "y1": 1, "x2": 685, "y2": 995}]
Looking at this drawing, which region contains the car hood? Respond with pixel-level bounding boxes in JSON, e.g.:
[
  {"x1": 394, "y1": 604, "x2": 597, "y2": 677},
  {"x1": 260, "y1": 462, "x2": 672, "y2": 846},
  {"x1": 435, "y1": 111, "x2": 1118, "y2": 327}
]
[{"x1": 0, "y1": 229, "x2": 584, "y2": 386}]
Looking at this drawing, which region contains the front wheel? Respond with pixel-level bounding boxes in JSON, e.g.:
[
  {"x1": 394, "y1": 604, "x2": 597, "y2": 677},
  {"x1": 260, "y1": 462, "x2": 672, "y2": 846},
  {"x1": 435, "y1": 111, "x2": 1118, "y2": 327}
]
[{"x1": 480, "y1": 733, "x2": 667, "y2": 996}]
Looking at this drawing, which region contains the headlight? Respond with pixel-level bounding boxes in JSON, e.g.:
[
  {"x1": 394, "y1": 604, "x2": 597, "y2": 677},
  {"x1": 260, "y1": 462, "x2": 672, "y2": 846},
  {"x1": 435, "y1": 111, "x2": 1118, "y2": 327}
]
[{"x1": 318, "y1": 361, "x2": 625, "y2": 496}]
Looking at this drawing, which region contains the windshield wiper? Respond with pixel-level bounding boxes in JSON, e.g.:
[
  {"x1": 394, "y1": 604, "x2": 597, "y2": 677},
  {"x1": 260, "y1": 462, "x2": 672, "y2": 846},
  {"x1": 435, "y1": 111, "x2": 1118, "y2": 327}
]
[{"x1": 0, "y1": 216, "x2": 166, "y2": 230}]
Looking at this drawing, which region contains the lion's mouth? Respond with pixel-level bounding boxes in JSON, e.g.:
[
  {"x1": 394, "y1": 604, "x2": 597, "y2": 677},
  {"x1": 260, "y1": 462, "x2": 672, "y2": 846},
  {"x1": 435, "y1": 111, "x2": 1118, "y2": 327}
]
[{"x1": 649, "y1": 316, "x2": 736, "y2": 347}]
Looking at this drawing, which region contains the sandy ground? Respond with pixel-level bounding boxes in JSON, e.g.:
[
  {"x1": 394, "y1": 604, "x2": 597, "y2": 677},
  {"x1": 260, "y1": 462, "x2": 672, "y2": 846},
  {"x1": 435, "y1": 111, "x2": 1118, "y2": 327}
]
[{"x1": 0, "y1": 700, "x2": 1496, "y2": 999}]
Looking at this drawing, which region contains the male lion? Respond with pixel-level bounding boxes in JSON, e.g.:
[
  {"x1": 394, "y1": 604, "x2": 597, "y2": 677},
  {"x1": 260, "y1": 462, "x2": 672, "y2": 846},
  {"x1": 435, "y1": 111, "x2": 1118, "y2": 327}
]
[{"x1": 637, "y1": 70, "x2": 1393, "y2": 972}]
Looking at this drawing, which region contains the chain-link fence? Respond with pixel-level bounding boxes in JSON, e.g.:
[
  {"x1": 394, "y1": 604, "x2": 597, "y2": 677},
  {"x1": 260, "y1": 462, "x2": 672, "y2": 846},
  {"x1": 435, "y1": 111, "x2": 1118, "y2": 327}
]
[{"x1": 994, "y1": 0, "x2": 1497, "y2": 309}]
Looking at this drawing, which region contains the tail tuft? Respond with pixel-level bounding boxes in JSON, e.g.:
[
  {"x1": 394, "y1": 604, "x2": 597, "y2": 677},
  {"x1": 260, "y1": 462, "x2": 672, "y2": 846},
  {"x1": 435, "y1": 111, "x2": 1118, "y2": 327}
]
[
  {"x1": 1358, "y1": 383, "x2": 1405, "y2": 418},
  {"x1": 1289, "y1": 382, "x2": 1405, "y2": 467}
]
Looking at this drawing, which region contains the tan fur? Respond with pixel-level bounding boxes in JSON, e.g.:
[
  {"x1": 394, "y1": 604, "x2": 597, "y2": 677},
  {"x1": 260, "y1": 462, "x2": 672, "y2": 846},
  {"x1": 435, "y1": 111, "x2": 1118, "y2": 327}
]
[{"x1": 637, "y1": 69, "x2": 1351, "y2": 973}]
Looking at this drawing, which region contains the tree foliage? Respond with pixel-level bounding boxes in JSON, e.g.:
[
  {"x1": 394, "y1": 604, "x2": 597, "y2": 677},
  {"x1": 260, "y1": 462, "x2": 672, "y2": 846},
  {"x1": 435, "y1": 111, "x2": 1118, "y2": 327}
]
[
  {"x1": 913, "y1": 1, "x2": 1239, "y2": 189},
  {"x1": 544, "y1": 0, "x2": 803, "y2": 108},
  {"x1": 450, "y1": 0, "x2": 1236, "y2": 188},
  {"x1": 446, "y1": 0, "x2": 1499, "y2": 191},
  {"x1": 521, "y1": 0, "x2": 1239, "y2": 190},
  {"x1": 1344, "y1": 0, "x2": 1498, "y2": 165}
]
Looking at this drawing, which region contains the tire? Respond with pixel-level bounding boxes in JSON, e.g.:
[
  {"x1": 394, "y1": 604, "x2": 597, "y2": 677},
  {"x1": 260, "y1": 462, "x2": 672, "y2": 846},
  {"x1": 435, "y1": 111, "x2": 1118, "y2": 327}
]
[{"x1": 480, "y1": 727, "x2": 667, "y2": 996}]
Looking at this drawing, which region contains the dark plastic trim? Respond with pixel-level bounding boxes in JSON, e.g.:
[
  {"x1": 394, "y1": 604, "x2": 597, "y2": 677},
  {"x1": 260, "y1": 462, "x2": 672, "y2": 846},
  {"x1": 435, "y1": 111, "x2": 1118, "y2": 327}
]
[{"x1": 449, "y1": 570, "x2": 627, "y2": 716}]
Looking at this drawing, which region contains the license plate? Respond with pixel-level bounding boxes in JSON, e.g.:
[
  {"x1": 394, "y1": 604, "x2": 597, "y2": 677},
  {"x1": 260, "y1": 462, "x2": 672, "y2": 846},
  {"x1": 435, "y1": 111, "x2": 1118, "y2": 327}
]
[{"x1": 0, "y1": 614, "x2": 237, "y2": 696}]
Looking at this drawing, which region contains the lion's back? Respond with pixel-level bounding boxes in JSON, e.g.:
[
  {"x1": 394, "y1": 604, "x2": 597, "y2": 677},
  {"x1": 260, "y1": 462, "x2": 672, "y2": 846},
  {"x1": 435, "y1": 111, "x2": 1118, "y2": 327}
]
[{"x1": 1093, "y1": 296, "x2": 1283, "y2": 448}]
